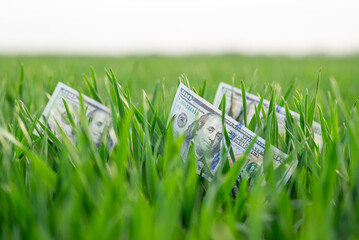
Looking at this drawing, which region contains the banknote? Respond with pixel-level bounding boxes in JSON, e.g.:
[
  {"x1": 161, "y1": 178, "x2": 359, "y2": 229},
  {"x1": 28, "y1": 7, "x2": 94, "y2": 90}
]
[
  {"x1": 38, "y1": 82, "x2": 116, "y2": 148},
  {"x1": 213, "y1": 82, "x2": 323, "y2": 148},
  {"x1": 169, "y1": 83, "x2": 295, "y2": 182}
]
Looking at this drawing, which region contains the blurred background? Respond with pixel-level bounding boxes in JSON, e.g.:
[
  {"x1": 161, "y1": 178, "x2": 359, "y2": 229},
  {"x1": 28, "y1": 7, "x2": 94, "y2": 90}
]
[
  {"x1": 0, "y1": 0, "x2": 358, "y2": 108},
  {"x1": 1, "y1": 0, "x2": 358, "y2": 55}
]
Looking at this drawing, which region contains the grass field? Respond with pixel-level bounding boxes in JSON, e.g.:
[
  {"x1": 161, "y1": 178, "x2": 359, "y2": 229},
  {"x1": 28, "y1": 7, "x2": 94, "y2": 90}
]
[{"x1": 1, "y1": 54, "x2": 359, "y2": 239}]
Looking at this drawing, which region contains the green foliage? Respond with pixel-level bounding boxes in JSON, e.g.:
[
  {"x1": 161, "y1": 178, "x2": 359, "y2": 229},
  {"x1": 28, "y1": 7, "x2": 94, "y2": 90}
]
[{"x1": 0, "y1": 55, "x2": 359, "y2": 239}]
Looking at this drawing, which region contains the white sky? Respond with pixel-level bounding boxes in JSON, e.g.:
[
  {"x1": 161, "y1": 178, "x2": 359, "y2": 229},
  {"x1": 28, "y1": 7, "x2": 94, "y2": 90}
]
[{"x1": 0, "y1": 0, "x2": 358, "y2": 55}]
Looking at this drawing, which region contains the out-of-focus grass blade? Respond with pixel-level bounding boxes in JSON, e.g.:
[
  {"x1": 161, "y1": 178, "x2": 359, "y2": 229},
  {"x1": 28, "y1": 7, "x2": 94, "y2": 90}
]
[
  {"x1": 17, "y1": 64, "x2": 24, "y2": 98},
  {"x1": 62, "y1": 99, "x2": 76, "y2": 129},
  {"x1": 144, "y1": 93, "x2": 166, "y2": 135},
  {"x1": 18, "y1": 100, "x2": 43, "y2": 136},
  {"x1": 198, "y1": 79, "x2": 207, "y2": 98},
  {"x1": 307, "y1": 68, "x2": 321, "y2": 125},
  {"x1": 318, "y1": 106, "x2": 330, "y2": 145},
  {"x1": 16, "y1": 116, "x2": 31, "y2": 146},
  {"x1": 284, "y1": 102, "x2": 295, "y2": 151},
  {"x1": 161, "y1": 116, "x2": 183, "y2": 176},
  {"x1": 90, "y1": 66, "x2": 98, "y2": 91},
  {"x1": 179, "y1": 74, "x2": 190, "y2": 89},
  {"x1": 240, "y1": 80, "x2": 247, "y2": 127},
  {"x1": 228, "y1": 83, "x2": 235, "y2": 117},
  {"x1": 248, "y1": 94, "x2": 265, "y2": 132},
  {"x1": 330, "y1": 102, "x2": 339, "y2": 143},
  {"x1": 266, "y1": 90, "x2": 279, "y2": 147},
  {"x1": 220, "y1": 94, "x2": 236, "y2": 163},
  {"x1": 142, "y1": 90, "x2": 159, "y2": 202},
  {"x1": 263, "y1": 112, "x2": 276, "y2": 185},
  {"x1": 0, "y1": 128, "x2": 57, "y2": 189},
  {"x1": 36, "y1": 119, "x2": 62, "y2": 146},
  {"x1": 110, "y1": 103, "x2": 119, "y2": 135},
  {"x1": 347, "y1": 115, "x2": 359, "y2": 187},
  {"x1": 279, "y1": 77, "x2": 296, "y2": 106},
  {"x1": 247, "y1": 114, "x2": 257, "y2": 132},
  {"x1": 150, "y1": 107, "x2": 158, "y2": 136},
  {"x1": 106, "y1": 68, "x2": 126, "y2": 119},
  {"x1": 151, "y1": 81, "x2": 159, "y2": 105},
  {"x1": 267, "y1": 89, "x2": 276, "y2": 117},
  {"x1": 83, "y1": 74, "x2": 103, "y2": 103},
  {"x1": 248, "y1": 69, "x2": 257, "y2": 92},
  {"x1": 182, "y1": 143, "x2": 199, "y2": 228}
]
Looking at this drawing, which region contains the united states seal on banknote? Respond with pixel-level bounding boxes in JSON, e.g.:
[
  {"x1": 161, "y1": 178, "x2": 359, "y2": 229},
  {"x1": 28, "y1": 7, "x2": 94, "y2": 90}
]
[
  {"x1": 169, "y1": 83, "x2": 295, "y2": 181},
  {"x1": 213, "y1": 82, "x2": 323, "y2": 148},
  {"x1": 38, "y1": 82, "x2": 116, "y2": 148}
]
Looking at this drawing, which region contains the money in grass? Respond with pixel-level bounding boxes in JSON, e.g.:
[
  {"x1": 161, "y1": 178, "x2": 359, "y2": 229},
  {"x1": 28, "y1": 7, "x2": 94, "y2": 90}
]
[
  {"x1": 169, "y1": 83, "x2": 293, "y2": 181},
  {"x1": 39, "y1": 82, "x2": 116, "y2": 148},
  {"x1": 213, "y1": 82, "x2": 323, "y2": 148}
]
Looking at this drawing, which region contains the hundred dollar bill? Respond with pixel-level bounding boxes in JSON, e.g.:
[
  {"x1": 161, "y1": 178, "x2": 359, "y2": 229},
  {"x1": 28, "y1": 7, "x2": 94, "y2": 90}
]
[
  {"x1": 169, "y1": 83, "x2": 294, "y2": 181},
  {"x1": 38, "y1": 82, "x2": 116, "y2": 148},
  {"x1": 213, "y1": 82, "x2": 323, "y2": 149}
]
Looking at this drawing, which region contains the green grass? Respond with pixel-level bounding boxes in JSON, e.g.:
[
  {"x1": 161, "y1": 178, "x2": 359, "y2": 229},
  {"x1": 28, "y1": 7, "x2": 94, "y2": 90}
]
[{"x1": 1, "y1": 54, "x2": 359, "y2": 239}]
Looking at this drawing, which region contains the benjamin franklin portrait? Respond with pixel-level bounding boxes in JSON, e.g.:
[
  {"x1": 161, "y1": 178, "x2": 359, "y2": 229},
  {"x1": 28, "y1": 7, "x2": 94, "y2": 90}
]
[
  {"x1": 180, "y1": 112, "x2": 224, "y2": 174},
  {"x1": 87, "y1": 109, "x2": 111, "y2": 148}
]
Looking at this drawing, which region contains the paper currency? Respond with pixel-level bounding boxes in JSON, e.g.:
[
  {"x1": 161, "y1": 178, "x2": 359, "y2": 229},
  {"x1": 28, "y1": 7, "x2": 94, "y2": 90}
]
[
  {"x1": 169, "y1": 83, "x2": 294, "y2": 181},
  {"x1": 213, "y1": 82, "x2": 323, "y2": 148},
  {"x1": 39, "y1": 82, "x2": 116, "y2": 148}
]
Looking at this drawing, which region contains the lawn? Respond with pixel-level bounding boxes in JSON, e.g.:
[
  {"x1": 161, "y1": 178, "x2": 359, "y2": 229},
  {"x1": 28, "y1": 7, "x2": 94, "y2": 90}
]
[{"x1": 0, "y1": 54, "x2": 359, "y2": 239}]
